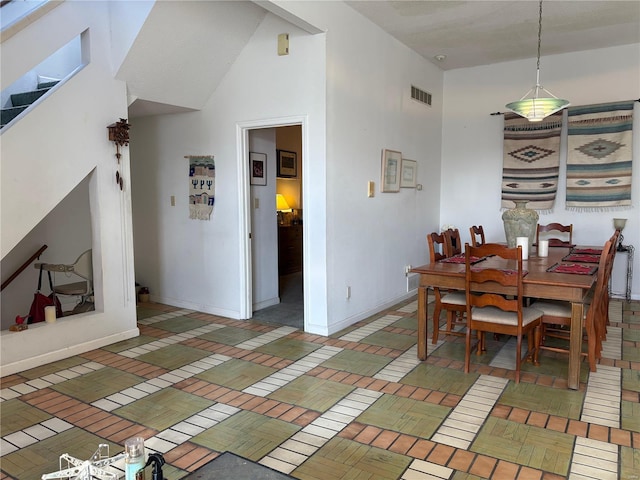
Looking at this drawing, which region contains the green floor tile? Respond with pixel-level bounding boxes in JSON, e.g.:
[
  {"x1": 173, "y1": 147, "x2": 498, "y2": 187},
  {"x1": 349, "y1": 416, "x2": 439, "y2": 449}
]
[
  {"x1": 620, "y1": 446, "x2": 640, "y2": 480},
  {"x1": 472, "y1": 417, "x2": 573, "y2": 476},
  {"x1": 499, "y1": 382, "x2": 584, "y2": 419},
  {"x1": 0, "y1": 428, "x2": 122, "y2": 480},
  {"x1": 268, "y1": 376, "x2": 354, "y2": 412},
  {"x1": 195, "y1": 358, "x2": 276, "y2": 390},
  {"x1": 402, "y1": 363, "x2": 477, "y2": 396},
  {"x1": 151, "y1": 315, "x2": 212, "y2": 333},
  {"x1": 622, "y1": 400, "x2": 640, "y2": 433},
  {"x1": 361, "y1": 330, "x2": 416, "y2": 351},
  {"x1": 623, "y1": 343, "x2": 640, "y2": 362},
  {"x1": 622, "y1": 368, "x2": 640, "y2": 393},
  {"x1": 357, "y1": 394, "x2": 450, "y2": 438},
  {"x1": 136, "y1": 306, "x2": 162, "y2": 320},
  {"x1": 294, "y1": 436, "x2": 411, "y2": 480},
  {"x1": 136, "y1": 343, "x2": 212, "y2": 370},
  {"x1": 391, "y1": 316, "x2": 418, "y2": 330},
  {"x1": 623, "y1": 328, "x2": 640, "y2": 341},
  {"x1": 255, "y1": 337, "x2": 321, "y2": 361},
  {"x1": 51, "y1": 367, "x2": 144, "y2": 403},
  {"x1": 101, "y1": 334, "x2": 157, "y2": 353},
  {"x1": 191, "y1": 410, "x2": 299, "y2": 461},
  {"x1": 198, "y1": 325, "x2": 264, "y2": 345},
  {"x1": 320, "y1": 349, "x2": 392, "y2": 377},
  {"x1": 115, "y1": 387, "x2": 213, "y2": 431},
  {"x1": 1, "y1": 399, "x2": 52, "y2": 436},
  {"x1": 18, "y1": 357, "x2": 87, "y2": 380}
]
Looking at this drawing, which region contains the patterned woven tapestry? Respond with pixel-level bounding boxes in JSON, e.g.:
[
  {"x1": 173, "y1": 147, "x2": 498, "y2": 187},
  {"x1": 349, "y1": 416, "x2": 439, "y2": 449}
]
[
  {"x1": 501, "y1": 112, "x2": 563, "y2": 211},
  {"x1": 187, "y1": 155, "x2": 215, "y2": 220},
  {"x1": 566, "y1": 101, "x2": 634, "y2": 211}
]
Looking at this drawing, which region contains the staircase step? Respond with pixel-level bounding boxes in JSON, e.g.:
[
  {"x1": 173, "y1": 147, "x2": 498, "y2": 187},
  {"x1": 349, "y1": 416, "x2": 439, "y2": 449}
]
[
  {"x1": 37, "y1": 80, "x2": 59, "y2": 89},
  {"x1": 10, "y1": 88, "x2": 51, "y2": 107},
  {"x1": 1, "y1": 106, "x2": 28, "y2": 125}
]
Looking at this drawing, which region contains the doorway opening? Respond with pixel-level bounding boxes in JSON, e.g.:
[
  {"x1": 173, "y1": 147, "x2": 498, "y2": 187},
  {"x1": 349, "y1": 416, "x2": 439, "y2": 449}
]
[{"x1": 239, "y1": 118, "x2": 306, "y2": 331}]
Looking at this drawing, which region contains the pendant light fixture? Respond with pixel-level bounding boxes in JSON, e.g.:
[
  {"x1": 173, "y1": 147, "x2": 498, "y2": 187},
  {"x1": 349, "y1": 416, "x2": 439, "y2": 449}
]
[{"x1": 505, "y1": 0, "x2": 569, "y2": 121}]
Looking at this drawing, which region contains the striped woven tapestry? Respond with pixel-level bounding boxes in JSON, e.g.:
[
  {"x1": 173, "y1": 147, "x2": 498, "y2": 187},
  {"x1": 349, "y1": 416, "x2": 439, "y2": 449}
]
[
  {"x1": 566, "y1": 101, "x2": 634, "y2": 211},
  {"x1": 187, "y1": 155, "x2": 215, "y2": 220},
  {"x1": 501, "y1": 112, "x2": 563, "y2": 211}
]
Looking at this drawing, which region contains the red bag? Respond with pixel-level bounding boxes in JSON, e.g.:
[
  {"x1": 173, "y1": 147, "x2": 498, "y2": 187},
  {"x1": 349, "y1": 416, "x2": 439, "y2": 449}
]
[{"x1": 28, "y1": 266, "x2": 63, "y2": 323}]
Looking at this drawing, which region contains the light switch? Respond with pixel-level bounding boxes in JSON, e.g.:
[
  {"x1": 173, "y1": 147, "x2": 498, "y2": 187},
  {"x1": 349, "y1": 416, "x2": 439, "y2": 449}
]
[
  {"x1": 367, "y1": 181, "x2": 375, "y2": 198},
  {"x1": 254, "y1": 198, "x2": 260, "y2": 209},
  {"x1": 170, "y1": 195, "x2": 176, "y2": 206}
]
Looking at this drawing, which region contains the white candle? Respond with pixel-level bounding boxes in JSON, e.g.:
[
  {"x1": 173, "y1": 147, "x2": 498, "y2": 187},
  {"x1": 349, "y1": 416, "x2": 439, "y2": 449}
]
[
  {"x1": 45, "y1": 305, "x2": 56, "y2": 323},
  {"x1": 516, "y1": 237, "x2": 529, "y2": 260},
  {"x1": 538, "y1": 240, "x2": 549, "y2": 257}
]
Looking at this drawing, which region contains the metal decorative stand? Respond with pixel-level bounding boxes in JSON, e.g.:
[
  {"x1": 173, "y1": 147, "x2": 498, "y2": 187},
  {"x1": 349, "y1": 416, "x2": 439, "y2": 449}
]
[{"x1": 610, "y1": 237, "x2": 634, "y2": 301}]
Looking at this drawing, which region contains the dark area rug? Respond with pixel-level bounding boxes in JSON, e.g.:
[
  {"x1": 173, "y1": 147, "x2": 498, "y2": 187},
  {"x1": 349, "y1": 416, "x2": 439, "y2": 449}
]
[{"x1": 183, "y1": 452, "x2": 295, "y2": 479}]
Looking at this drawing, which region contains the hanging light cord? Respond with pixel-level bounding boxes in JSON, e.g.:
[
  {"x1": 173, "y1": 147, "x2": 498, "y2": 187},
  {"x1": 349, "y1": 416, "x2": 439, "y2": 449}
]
[{"x1": 536, "y1": 0, "x2": 542, "y2": 76}]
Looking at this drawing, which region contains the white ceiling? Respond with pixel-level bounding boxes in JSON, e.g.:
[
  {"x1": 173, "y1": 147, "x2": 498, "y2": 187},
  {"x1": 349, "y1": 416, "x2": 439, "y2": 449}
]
[{"x1": 345, "y1": 0, "x2": 640, "y2": 70}]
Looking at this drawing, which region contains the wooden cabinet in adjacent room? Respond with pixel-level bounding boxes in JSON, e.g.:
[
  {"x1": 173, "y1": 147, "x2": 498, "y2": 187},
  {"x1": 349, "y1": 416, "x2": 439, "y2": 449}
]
[{"x1": 278, "y1": 224, "x2": 302, "y2": 275}]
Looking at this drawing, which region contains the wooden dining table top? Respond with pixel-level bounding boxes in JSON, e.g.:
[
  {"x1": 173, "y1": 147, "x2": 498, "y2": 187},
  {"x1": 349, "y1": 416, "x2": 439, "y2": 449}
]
[{"x1": 411, "y1": 246, "x2": 596, "y2": 302}]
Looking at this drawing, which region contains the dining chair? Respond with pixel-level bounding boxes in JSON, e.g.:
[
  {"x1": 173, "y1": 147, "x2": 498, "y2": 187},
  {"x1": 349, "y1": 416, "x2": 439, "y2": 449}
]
[
  {"x1": 533, "y1": 239, "x2": 613, "y2": 372},
  {"x1": 444, "y1": 228, "x2": 462, "y2": 256},
  {"x1": 536, "y1": 223, "x2": 573, "y2": 247},
  {"x1": 427, "y1": 232, "x2": 466, "y2": 343},
  {"x1": 469, "y1": 225, "x2": 485, "y2": 247},
  {"x1": 464, "y1": 242, "x2": 543, "y2": 383}
]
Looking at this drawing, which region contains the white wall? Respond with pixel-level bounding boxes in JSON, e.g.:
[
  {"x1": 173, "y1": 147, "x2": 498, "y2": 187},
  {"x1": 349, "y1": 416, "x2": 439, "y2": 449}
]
[
  {"x1": 1, "y1": 2, "x2": 138, "y2": 375},
  {"x1": 441, "y1": 43, "x2": 640, "y2": 299},
  {"x1": 318, "y1": 3, "x2": 444, "y2": 332},
  {"x1": 131, "y1": 12, "x2": 326, "y2": 321}
]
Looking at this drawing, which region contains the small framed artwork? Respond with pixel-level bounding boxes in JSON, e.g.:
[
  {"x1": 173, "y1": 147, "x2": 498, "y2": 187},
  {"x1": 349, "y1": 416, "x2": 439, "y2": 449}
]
[
  {"x1": 250, "y1": 152, "x2": 267, "y2": 186},
  {"x1": 277, "y1": 150, "x2": 297, "y2": 178},
  {"x1": 381, "y1": 148, "x2": 402, "y2": 192},
  {"x1": 400, "y1": 158, "x2": 417, "y2": 188}
]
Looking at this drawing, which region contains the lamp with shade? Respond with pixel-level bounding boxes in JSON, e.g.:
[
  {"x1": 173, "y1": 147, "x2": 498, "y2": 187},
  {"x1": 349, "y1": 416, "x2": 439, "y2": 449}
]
[
  {"x1": 276, "y1": 194, "x2": 292, "y2": 225},
  {"x1": 613, "y1": 218, "x2": 627, "y2": 251},
  {"x1": 505, "y1": 0, "x2": 569, "y2": 122}
]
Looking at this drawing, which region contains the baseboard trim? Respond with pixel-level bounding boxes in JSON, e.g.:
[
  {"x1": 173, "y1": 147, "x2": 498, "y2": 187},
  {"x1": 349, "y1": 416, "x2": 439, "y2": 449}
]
[{"x1": 0, "y1": 328, "x2": 139, "y2": 377}]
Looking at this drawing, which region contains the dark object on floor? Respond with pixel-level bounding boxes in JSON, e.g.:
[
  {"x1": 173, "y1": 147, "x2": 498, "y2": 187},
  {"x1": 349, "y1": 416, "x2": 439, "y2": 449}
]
[{"x1": 183, "y1": 452, "x2": 294, "y2": 479}]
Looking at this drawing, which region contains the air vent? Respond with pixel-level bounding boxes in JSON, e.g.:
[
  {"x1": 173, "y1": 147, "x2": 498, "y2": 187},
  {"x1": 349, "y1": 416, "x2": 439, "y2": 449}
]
[{"x1": 411, "y1": 85, "x2": 432, "y2": 106}]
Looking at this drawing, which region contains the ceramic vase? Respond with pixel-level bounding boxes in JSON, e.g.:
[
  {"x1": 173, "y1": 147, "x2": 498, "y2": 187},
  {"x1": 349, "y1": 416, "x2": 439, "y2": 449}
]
[{"x1": 502, "y1": 200, "x2": 539, "y2": 250}]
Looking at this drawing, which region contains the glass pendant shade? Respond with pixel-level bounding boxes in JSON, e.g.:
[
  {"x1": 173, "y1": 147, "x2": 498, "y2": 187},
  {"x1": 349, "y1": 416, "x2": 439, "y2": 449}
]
[{"x1": 506, "y1": 80, "x2": 570, "y2": 122}]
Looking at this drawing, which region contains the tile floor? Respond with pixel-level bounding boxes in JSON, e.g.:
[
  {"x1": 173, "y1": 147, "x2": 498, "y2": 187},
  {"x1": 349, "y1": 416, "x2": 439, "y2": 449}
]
[{"x1": 1, "y1": 297, "x2": 638, "y2": 480}]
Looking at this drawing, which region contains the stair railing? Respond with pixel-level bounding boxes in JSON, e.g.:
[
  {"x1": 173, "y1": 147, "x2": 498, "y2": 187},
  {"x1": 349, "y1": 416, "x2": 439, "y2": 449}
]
[{"x1": 1, "y1": 244, "x2": 47, "y2": 291}]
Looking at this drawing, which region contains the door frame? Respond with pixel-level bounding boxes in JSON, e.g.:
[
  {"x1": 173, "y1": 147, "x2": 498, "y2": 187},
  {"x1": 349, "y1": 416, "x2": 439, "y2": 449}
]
[{"x1": 236, "y1": 115, "x2": 307, "y2": 324}]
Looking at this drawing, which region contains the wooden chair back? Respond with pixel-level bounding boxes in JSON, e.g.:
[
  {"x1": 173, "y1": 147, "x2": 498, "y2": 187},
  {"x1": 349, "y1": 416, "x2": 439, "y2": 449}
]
[
  {"x1": 469, "y1": 225, "x2": 485, "y2": 247},
  {"x1": 444, "y1": 228, "x2": 462, "y2": 256},
  {"x1": 465, "y1": 243, "x2": 523, "y2": 320},
  {"x1": 536, "y1": 223, "x2": 573, "y2": 247},
  {"x1": 427, "y1": 232, "x2": 448, "y2": 263}
]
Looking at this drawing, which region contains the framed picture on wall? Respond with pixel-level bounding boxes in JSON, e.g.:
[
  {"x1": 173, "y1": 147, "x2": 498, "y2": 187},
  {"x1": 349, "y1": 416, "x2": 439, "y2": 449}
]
[
  {"x1": 277, "y1": 150, "x2": 297, "y2": 178},
  {"x1": 381, "y1": 148, "x2": 401, "y2": 192},
  {"x1": 400, "y1": 158, "x2": 417, "y2": 188},
  {"x1": 250, "y1": 152, "x2": 267, "y2": 186}
]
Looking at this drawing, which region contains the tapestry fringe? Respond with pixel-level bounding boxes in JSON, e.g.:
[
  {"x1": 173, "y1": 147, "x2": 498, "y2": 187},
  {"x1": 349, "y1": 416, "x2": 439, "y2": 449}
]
[{"x1": 565, "y1": 205, "x2": 633, "y2": 213}]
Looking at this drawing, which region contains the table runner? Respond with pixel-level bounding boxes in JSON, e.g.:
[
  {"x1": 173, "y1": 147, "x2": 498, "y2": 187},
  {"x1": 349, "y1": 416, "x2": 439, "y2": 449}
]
[
  {"x1": 439, "y1": 254, "x2": 485, "y2": 265},
  {"x1": 566, "y1": 101, "x2": 634, "y2": 211},
  {"x1": 501, "y1": 112, "x2": 563, "y2": 212},
  {"x1": 570, "y1": 247, "x2": 603, "y2": 255},
  {"x1": 562, "y1": 253, "x2": 600, "y2": 264},
  {"x1": 547, "y1": 263, "x2": 598, "y2": 275}
]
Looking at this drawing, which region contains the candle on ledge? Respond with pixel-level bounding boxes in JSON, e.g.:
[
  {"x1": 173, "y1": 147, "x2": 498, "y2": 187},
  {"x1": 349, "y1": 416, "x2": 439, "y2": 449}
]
[{"x1": 44, "y1": 305, "x2": 56, "y2": 323}]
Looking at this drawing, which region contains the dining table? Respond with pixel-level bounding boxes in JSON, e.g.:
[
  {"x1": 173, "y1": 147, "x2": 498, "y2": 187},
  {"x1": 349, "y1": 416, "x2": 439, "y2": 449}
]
[{"x1": 411, "y1": 245, "x2": 598, "y2": 390}]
